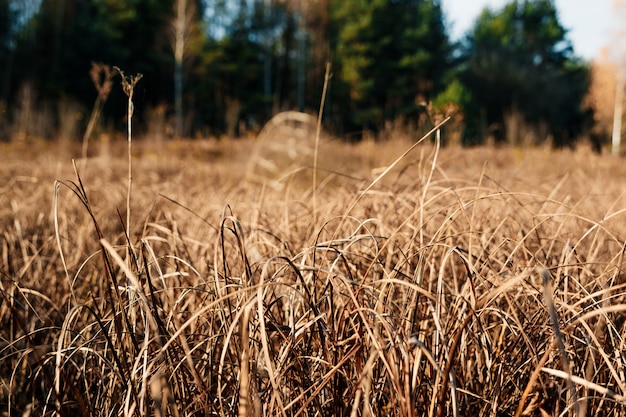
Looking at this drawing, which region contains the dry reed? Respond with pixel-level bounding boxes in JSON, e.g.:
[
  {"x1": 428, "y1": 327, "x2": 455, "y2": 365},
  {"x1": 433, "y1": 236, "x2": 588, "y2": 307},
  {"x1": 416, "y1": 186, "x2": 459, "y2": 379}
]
[{"x1": 1, "y1": 137, "x2": 626, "y2": 416}]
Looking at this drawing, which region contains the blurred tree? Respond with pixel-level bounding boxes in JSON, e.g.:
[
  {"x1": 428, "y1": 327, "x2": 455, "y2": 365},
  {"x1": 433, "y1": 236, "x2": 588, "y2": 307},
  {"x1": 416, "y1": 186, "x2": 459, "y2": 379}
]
[
  {"x1": 193, "y1": 0, "x2": 268, "y2": 137},
  {"x1": 8, "y1": 0, "x2": 592, "y2": 144},
  {"x1": 11, "y1": 0, "x2": 176, "y2": 133},
  {"x1": 431, "y1": 75, "x2": 475, "y2": 145},
  {"x1": 330, "y1": 0, "x2": 450, "y2": 133},
  {"x1": 0, "y1": 0, "x2": 12, "y2": 139},
  {"x1": 299, "y1": 0, "x2": 331, "y2": 112},
  {"x1": 584, "y1": 49, "x2": 616, "y2": 152},
  {"x1": 0, "y1": 0, "x2": 14, "y2": 104},
  {"x1": 169, "y1": 0, "x2": 203, "y2": 137},
  {"x1": 194, "y1": 0, "x2": 319, "y2": 137},
  {"x1": 605, "y1": 0, "x2": 626, "y2": 154},
  {"x1": 460, "y1": 0, "x2": 591, "y2": 147},
  {"x1": 1, "y1": 0, "x2": 40, "y2": 111}
]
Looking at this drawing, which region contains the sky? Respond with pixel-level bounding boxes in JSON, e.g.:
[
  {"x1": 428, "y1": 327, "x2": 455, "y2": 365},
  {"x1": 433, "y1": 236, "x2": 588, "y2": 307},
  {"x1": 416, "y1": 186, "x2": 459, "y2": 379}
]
[{"x1": 443, "y1": 0, "x2": 615, "y2": 61}]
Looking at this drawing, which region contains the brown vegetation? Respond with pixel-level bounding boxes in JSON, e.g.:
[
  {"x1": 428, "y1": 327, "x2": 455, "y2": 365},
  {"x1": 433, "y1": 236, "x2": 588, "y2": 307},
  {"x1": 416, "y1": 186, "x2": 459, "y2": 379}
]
[
  {"x1": 585, "y1": 48, "x2": 618, "y2": 139},
  {"x1": 1, "y1": 135, "x2": 626, "y2": 416}
]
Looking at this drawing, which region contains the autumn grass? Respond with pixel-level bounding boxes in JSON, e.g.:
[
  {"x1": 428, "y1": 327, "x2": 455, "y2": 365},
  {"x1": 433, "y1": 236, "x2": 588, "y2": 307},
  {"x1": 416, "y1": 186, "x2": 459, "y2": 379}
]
[{"x1": 1, "y1": 135, "x2": 626, "y2": 416}]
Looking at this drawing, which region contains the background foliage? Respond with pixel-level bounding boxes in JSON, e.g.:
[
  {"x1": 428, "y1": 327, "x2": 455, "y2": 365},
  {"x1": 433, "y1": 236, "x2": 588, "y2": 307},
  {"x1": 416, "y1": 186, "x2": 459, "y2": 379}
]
[
  {"x1": 0, "y1": 0, "x2": 596, "y2": 146},
  {"x1": 457, "y1": 0, "x2": 591, "y2": 146}
]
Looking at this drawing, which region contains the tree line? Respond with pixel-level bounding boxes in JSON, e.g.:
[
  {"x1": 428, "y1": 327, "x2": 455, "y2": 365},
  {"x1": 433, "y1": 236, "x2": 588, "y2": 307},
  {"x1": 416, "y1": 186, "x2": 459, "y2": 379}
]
[{"x1": 0, "y1": 0, "x2": 596, "y2": 147}]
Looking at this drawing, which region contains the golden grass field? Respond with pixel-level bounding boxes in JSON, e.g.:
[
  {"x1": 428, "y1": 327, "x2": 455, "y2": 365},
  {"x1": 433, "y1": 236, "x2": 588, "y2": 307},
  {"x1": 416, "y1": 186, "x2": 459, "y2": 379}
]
[{"x1": 2, "y1": 132, "x2": 626, "y2": 416}]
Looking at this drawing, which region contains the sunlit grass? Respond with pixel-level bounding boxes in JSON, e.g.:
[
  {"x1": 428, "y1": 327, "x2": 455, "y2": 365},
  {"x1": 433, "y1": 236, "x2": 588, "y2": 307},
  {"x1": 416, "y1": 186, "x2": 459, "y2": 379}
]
[{"x1": 1, "y1": 135, "x2": 626, "y2": 416}]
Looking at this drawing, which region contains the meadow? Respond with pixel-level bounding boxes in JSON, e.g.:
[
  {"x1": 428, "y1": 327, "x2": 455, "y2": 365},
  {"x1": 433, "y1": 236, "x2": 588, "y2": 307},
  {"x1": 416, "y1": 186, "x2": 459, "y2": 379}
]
[{"x1": 1, "y1": 129, "x2": 626, "y2": 416}]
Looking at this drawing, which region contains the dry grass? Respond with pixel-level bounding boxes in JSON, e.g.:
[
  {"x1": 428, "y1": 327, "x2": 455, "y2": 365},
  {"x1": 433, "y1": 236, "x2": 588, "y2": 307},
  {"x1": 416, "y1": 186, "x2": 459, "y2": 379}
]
[{"x1": 1, "y1": 135, "x2": 626, "y2": 417}]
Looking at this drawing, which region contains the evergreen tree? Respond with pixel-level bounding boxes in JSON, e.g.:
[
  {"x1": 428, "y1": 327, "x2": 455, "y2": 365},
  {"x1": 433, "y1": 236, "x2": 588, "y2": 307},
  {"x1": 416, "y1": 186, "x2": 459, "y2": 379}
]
[
  {"x1": 193, "y1": 0, "x2": 267, "y2": 136},
  {"x1": 169, "y1": 0, "x2": 204, "y2": 137},
  {"x1": 460, "y1": 0, "x2": 591, "y2": 146},
  {"x1": 195, "y1": 0, "x2": 315, "y2": 136},
  {"x1": 0, "y1": 0, "x2": 15, "y2": 105},
  {"x1": 330, "y1": 0, "x2": 450, "y2": 133},
  {"x1": 11, "y1": 0, "x2": 176, "y2": 131}
]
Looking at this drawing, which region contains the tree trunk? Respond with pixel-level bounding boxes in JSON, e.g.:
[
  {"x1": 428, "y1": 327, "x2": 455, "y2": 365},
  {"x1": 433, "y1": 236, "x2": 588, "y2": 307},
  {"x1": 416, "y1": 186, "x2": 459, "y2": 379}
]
[
  {"x1": 612, "y1": 72, "x2": 623, "y2": 156},
  {"x1": 173, "y1": 0, "x2": 186, "y2": 138}
]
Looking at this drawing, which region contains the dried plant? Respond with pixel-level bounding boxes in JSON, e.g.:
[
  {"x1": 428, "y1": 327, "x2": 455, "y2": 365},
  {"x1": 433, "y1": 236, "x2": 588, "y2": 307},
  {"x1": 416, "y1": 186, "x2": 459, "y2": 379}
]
[
  {"x1": 2, "y1": 130, "x2": 626, "y2": 416},
  {"x1": 81, "y1": 62, "x2": 114, "y2": 162},
  {"x1": 114, "y1": 66, "x2": 143, "y2": 266}
]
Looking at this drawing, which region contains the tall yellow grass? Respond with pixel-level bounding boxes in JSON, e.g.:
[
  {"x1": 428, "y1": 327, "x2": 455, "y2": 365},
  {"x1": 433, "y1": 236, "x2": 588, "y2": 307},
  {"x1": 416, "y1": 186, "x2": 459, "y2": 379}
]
[{"x1": 1, "y1": 137, "x2": 626, "y2": 416}]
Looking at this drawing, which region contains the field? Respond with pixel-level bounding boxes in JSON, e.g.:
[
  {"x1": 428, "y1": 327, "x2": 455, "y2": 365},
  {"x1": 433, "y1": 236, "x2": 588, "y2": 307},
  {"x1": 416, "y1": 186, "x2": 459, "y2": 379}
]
[{"x1": 2, "y1": 131, "x2": 626, "y2": 416}]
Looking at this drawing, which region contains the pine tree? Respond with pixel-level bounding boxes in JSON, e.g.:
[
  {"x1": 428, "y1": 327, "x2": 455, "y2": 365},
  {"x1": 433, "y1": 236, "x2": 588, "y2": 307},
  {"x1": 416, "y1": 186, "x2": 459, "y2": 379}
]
[
  {"x1": 330, "y1": 0, "x2": 449, "y2": 133},
  {"x1": 461, "y1": 0, "x2": 591, "y2": 146}
]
